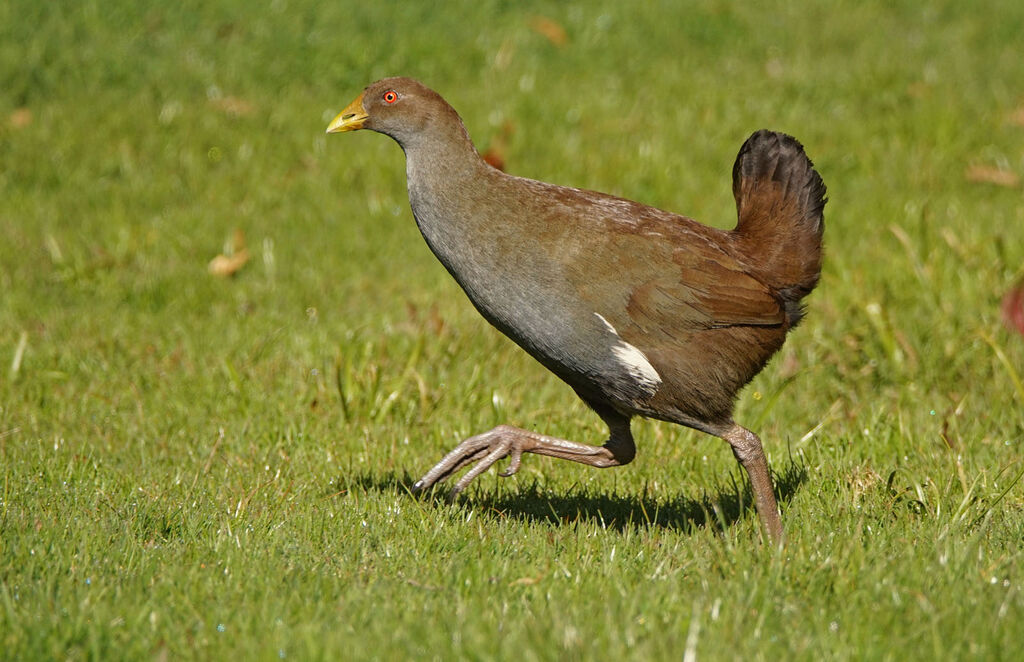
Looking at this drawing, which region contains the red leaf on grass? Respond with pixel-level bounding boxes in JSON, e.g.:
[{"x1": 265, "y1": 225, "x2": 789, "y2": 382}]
[
  {"x1": 1002, "y1": 279, "x2": 1024, "y2": 337},
  {"x1": 481, "y1": 121, "x2": 515, "y2": 172}
]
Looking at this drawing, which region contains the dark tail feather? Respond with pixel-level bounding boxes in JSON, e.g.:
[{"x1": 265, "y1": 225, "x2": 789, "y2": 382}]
[{"x1": 731, "y1": 130, "x2": 826, "y2": 325}]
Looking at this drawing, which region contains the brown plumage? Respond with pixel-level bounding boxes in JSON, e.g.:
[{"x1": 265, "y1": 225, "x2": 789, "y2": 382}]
[{"x1": 327, "y1": 77, "x2": 826, "y2": 543}]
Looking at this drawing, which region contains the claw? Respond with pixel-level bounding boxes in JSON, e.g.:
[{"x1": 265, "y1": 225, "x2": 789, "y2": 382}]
[{"x1": 498, "y1": 448, "x2": 523, "y2": 477}]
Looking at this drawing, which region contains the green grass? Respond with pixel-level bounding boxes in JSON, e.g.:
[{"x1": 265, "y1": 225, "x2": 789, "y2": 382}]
[{"x1": 3, "y1": 0, "x2": 1024, "y2": 659}]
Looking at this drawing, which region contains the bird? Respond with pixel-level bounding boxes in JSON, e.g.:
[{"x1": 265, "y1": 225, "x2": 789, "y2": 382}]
[{"x1": 326, "y1": 77, "x2": 826, "y2": 543}]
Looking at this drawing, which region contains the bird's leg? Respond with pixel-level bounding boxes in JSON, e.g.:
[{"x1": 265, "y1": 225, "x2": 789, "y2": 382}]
[
  {"x1": 412, "y1": 419, "x2": 635, "y2": 497},
  {"x1": 720, "y1": 423, "x2": 784, "y2": 545}
]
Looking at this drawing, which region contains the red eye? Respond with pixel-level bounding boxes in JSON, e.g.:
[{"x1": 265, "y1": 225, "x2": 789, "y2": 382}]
[{"x1": 383, "y1": 91, "x2": 398, "y2": 104}]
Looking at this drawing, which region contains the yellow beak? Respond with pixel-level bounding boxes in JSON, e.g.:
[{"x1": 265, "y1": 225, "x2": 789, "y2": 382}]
[{"x1": 326, "y1": 92, "x2": 369, "y2": 134}]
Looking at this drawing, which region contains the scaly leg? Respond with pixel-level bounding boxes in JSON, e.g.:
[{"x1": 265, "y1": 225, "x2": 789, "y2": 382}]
[
  {"x1": 412, "y1": 418, "x2": 635, "y2": 497},
  {"x1": 720, "y1": 423, "x2": 784, "y2": 545}
]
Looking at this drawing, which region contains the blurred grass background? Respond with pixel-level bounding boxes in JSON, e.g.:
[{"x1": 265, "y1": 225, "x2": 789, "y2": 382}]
[{"x1": 2, "y1": 0, "x2": 1024, "y2": 659}]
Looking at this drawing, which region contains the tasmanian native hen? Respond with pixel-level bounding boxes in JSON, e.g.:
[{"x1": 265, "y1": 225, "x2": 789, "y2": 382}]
[{"x1": 326, "y1": 78, "x2": 826, "y2": 543}]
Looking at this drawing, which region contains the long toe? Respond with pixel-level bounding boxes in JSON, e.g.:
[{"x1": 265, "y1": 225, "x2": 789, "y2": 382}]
[{"x1": 450, "y1": 442, "x2": 512, "y2": 494}]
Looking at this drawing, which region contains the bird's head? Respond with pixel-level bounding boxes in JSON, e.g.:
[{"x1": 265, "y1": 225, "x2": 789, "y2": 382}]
[{"x1": 326, "y1": 77, "x2": 463, "y2": 148}]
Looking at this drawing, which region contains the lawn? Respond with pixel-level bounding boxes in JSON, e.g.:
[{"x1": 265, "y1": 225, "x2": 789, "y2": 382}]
[{"x1": 3, "y1": 0, "x2": 1024, "y2": 659}]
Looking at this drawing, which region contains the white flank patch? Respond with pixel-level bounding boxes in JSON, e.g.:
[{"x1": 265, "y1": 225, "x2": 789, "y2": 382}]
[{"x1": 593, "y1": 313, "x2": 662, "y2": 390}]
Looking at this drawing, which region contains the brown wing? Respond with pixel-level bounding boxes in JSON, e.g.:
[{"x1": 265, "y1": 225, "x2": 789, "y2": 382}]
[
  {"x1": 525, "y1": 181, "x2": 785, "y2": 333},
  {"x1": 623, "y1": 249, "x2": 785, "y2": 334},
  {"x1": 565, "y1": 214, "x2": 785, "y2": 334}
]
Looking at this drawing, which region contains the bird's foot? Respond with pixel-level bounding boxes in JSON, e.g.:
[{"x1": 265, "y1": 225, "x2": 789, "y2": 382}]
[
  {"x1": 411, "y1": 424, "x2": 632, "y2": 499},
  {"x1": 411, "y1": 425, "x2": 539, "y2": 499}
]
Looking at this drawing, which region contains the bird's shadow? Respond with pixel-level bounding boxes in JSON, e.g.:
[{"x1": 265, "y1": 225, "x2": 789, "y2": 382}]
[{"x1": 340, "y1": 459, "x2": 807, "y2": 535}]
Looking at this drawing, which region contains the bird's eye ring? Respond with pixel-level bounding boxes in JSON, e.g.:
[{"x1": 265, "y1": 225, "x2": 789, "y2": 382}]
[{"x1": 383, "y1": 91, "x2": 398, "y2": 104}]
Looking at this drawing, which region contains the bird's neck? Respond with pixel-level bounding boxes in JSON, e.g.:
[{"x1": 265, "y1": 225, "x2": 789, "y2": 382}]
[
  {"x1": 397, "y1": 124, "x2": 508, "y2": 301},
  {"x1": 401, "y1": 123, "x2": 493, "y2": 237},
  {"x1": 401, "y1": 118, "x2": 482, "y2": 188}
]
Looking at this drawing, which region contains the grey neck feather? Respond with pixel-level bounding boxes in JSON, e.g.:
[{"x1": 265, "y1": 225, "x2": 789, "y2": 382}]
[{"x1": 390, "y1": 116, "x2": 494, "y2": 278}]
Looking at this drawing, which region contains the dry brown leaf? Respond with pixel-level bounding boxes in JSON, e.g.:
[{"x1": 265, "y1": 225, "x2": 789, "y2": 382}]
[
  {"x1": 208, "y1": 250, "x2": 249, "y2": 277},
  {"x1": 9, "y1": 108, "x2": 32, "y2": 128},
  {"x1": 208, "y1": 229, "x2": 250, "y2": 277},
  {"x1": 964, "y1": 164, "x2": 1020, "y2": 188},
  {"x1": 1008, "y1": 106, "x2": 1024, "y2": 127},
  {"x1": 211, "y1": 96, "x2": 256, "y2": 117},
  {"x1": 906, "y1": 81, "x2": 931, "y2": 99},
  {"x1": 508, "y1": 575, "x2": 543, "y2": 587},
  {"x1": 493, "y1": 38, "x2": 516, "y2": 70},
  {"x1": 426, "y1": 304, "x2": 446, "y2": 336},
  {"x1": 529, "y1": 16, "x2": 568, "y2": 47},
  {"x1": 848, "y1": 466, "x2": 882, "y2": 506},
  {"x1": 776, "y1": 350, "x2": 801, "y2": 380}
]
